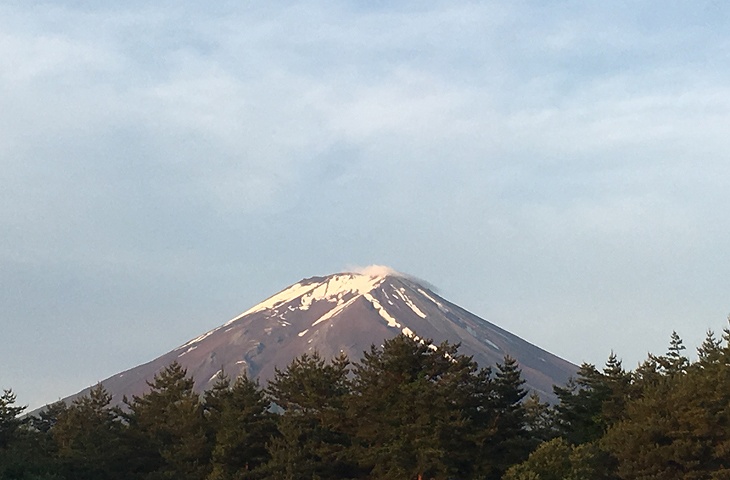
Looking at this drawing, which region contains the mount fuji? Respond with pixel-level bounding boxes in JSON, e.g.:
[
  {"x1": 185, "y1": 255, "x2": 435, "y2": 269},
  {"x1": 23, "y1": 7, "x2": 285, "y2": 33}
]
[{"x1": 66, "y1": 267, "x2": 577, "y2": 405}]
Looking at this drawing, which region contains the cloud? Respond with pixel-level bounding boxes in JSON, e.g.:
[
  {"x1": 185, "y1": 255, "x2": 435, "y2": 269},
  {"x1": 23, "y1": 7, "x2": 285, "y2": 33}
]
[
  {"x1": 350, "y1": 264, "x2": 402, "y2": 277},
  {"x1": 3, "y1": 1, "x2": 730, "y2": 409}
]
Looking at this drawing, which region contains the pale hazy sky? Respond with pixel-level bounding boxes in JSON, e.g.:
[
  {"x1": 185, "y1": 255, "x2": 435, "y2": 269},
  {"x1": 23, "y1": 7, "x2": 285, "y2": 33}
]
[{"x1": 3, "y1": 1, "x2": 729, "y2": 409}]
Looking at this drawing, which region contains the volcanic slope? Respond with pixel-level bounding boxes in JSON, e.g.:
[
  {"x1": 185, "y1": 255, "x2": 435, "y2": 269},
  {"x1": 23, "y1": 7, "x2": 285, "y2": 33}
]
[{"x1": 71, "y1": 270, "x2": 577, "y2": 405}]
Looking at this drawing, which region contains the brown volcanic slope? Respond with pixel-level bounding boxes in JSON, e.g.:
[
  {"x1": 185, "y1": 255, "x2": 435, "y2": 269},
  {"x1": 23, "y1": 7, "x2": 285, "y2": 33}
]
[{"x1": 67, "y1": 270, "x2": 577, "y2": 405}]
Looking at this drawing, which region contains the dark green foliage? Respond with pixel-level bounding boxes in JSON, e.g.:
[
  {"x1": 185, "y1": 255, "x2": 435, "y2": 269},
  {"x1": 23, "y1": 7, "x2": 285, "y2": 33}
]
[
  {"x1": 504, "y1": 437, "x2": 615, "y2": 480},
  {"x1": 0, "y1": 390, "x2": 59, "y2": 480},
  {"x1": 650, "y1": 330, "x2": 690, "y2": 376},
  {"x1": 17, "y1": 320, "x2": 730, "y2": 480},
  {"x1": 347, "y1": 335, "x2": 524, "y2": 480},
  {"x1": 124, "y1": 361, "x2": 211, "y2": 480},
  {"x1": 206, "y1": 373, "x2": 276, "y2": 480},
  {"x1": 485, "y1": 356, "x2": 530, "y2": 477},
  {"x1": 697, "y1": 329, "x2": 723, "y2": 365},
  {"x1": 553, "y1": 353, "x2": 633, "y2": 446},
  {"x1": 522, "y1": 392, "x2": 555, "y2": 443},
  {"x1": 601, "y1": 330, "x2": 730, "y2": 479},
  {"x1": 31, "y1": 401, "x2": 67, "y2": 434},
  {"x1": 51, "y1": 385, "x2": 128, "y2": 480},
  {"x1": 349, "y1": 336, "x2": 457, "y2": 479},
  {"x1": 0, "y1": 389, "x2": 24, "y2": 449},
  {"x1": 553, "y1": 364, "x2": 609, "y2": 445},
  {"x1": 265, "y1": 351, "x2": 356, "y2": 480}
]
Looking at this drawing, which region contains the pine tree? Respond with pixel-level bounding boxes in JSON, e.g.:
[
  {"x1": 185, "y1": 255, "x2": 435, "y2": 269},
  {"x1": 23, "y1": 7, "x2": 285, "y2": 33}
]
[
  {"x1": 600, "y1": 353, "x2": 633, "y2": 426},
  {"x1": 349, "y1": 335, "x2": 498, "y2": 480},
  {"x1": 0, "y1": 390, "x2": 60, "y2": 480},
  {"x1": 348, "y1": 336, "x2": 450, "y2": 480},
  {"x1": 553, "y1": 364, "x2": 607, "y2": 445},
  {"x1": 264, "y1": 351, "x2": 356, "y2": 480},
  {"x1": 207, "y1": 373, "x2": 276, "y2": 480},
  {"x1": 504, "y1": 437, "x2": 615, "y2": 480},
  {"x1": 522, "y1": 392, "x2": 555, "y2": 443},
  {"x1": 125, "y1": 362, "x2": 211, "y2": 480},
  {"x1": 602, "y1": 328, "x2": 730, "y2": 479},
  {"x1": 0, "y1": 389, "x2": 25, "y2": 449},
  {"x1": 30, "y1": 401, "x2": 68, "y2": 434},
  {"x1": 485, "y1": 356, "x2": 530, "y2": 478},
  {"x1": 697, "y1": 329, "x2": 723, "y2": 366},
  {"x1": 52, "y1": 384, "x2": 129, "y2": 480},
  {"x1": 650, "y1": 331, "x2": 690, "y2": 376}
]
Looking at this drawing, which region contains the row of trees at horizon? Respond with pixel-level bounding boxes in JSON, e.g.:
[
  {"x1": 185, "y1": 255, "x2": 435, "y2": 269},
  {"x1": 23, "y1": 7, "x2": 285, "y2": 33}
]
[
  {"x1": 3, "y1": 321, "x2": 730, "y2": 479},
  {"x1": 1, "y1": 334, "x2": 536, "y2": 480}
]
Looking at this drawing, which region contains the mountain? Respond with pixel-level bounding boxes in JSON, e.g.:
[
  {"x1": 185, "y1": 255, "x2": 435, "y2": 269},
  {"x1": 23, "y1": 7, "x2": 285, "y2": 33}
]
[{"x1": 68, "y1": 268, "x2": 577, "y2": 405}]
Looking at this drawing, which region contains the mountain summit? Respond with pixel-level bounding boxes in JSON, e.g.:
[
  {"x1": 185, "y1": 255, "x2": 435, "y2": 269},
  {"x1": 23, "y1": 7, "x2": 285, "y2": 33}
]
[{"x1": 71, "y1": 268, "x2": 577, "y2": 405}]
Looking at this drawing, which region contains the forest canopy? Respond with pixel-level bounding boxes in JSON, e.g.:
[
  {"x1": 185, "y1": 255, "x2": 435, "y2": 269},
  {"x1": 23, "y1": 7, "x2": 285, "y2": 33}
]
[{"x1": 3, "y1": 320, "x2": 730, "y2": 480}]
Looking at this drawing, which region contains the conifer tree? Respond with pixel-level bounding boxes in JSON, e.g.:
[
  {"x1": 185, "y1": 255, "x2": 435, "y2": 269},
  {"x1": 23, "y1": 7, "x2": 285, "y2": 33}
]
[
  {"x1": 553, "y1": 364, "x2": 608, "y2": 445},
  {"x1": 651, "y1": 331, "x2": 690, "y2": 376},
  {"x1": 125, "y1": 362, "x2": 211, "y2": 480},
  {"x1": 349, "y1": 335, "x2": 499, "y2": 480},
  {"x1": 485, "y1": 356, "x2": 530, "y2": 477},
  {"x1": 0, "y1": 390, "x2": 59, "y2": 480},
  {"x1": 522, "y1": 392, "x2": 555, "y2": 443},
  {"x1": 52, "y1": 384, "x2": 128, "y2": 480},
  {"x1": 207, "y1": 373, "x2": 275, "y2": 480},
  {"x1": 553, "y1": 353, "x2": 633, "y2": 448},
  {"x1": 602, "y1": 332, "x2": 730, "y2": 479},
  {"x1": 31, "y1": 401, "x2": 67, "y2": 434},
  {"x1": 696, "y1": 329, "x2": 723, "y2": 366},
  {"x1": 504, "y1": 437, "x2": 615, "y2": 480},
  {"x1": 0, "y1": 389, "x2": 25, "y2": 449},
  {"x1": 265, "y1": 351, "x2": 355, "y2": 479},
  {"x1": 203, "y1": 372, "x2": 232, "y2": 434},
  {"x1": 348, "y1": 336, "x2": 450, "y2": 480}
]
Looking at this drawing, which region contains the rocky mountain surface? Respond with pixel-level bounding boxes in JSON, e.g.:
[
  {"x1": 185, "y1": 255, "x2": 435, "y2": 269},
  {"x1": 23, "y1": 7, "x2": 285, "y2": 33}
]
[{"x1": 67, "y1": 267, "x2": 577, "y2": 405}]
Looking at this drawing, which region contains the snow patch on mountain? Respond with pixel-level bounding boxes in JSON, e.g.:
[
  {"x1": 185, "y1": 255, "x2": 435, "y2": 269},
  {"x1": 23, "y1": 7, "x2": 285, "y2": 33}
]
[
  {"x1": 393, "y1": 288, "x2": 427, "y2": 318},
  {"x1": 364, "y1": 293, "x2": 401, "y2": 328},
  {"x1": 417, "y1": 288, "x2": 448, "y2": 312},
  {"x1": 312, "y1": 296, "x2": 360, "y2": 326},
  {"x1": 178, "y1": 329, "x2": 219, "y2": 349},
  {"x1": 228, "y1": 282, "x2": 318, "y2": 323}
]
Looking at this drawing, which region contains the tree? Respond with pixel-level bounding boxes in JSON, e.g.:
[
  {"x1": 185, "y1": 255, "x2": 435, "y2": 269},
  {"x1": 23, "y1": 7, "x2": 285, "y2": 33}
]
[
  {"x1": 504, "y1": 437, "x2": 615, "y2": 480},
  {"x1": 349, "y1": 336, "x2": 456, "y2": 480},
  {"x1": 0, "y1": 390, "x2": 60, "y2": 480},
  {"x1": 348, "y1": 334, "x2": 505, "y2": 480},
  {"x1": 650, "y1": 331, "x2": 690, "y2": 376},
  {"x1": 52, "y1": 384, "x2": 129, "y2": 480},
  {"x1": 207, "y1": 373, "x2": 276, "y2": 480},
  {"x1": 602, "y1": 338, "x2": 730, "y2": 479},
  {"x1": 125, "y1": 362, "x2": 211, "y2": 480},
  {"x1": 553, "y1": 354, "x2": 633, "y2": 446},
  {"x1": 264, "y1": 351, "x2": 356, "y2": 480},
  {"x1": 522, "y1": 392, "x2": 556, "y2": 444},
  {"x1": 484, "y1": 356, "x2": 530, "y2": 477},
  {"x1": 553, "y1": 364, "x2": 608, "y2": 445},
  {"x1": 503, "y1": 437, "x2": 572, "y2": 480},
  {"x1": 0, "y1": 389, "x2": 25, "y2": 449},
  {"x1": 697, "y1": 329, "x2": 723, "y2": 366}
]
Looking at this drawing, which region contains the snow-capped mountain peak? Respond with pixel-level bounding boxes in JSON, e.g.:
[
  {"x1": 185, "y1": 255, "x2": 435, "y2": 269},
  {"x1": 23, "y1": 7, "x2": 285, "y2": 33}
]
[
  {"x1": 61, "y1": 268, "x2": 578, "y2": 408},
  {"x1": 227, "y1": 270, "x2": 395, "y2": 326}
]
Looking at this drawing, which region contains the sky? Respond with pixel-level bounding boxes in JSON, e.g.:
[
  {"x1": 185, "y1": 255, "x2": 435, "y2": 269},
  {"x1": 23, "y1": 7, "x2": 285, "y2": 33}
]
[{"x1": 2, "y1": 1, "x2": 729, "y2": 410}]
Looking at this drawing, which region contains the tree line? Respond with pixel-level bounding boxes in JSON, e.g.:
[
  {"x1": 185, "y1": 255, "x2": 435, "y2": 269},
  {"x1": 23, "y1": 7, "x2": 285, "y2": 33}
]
[{"x1": 3, "y1": 321, "x2": 730, "y2": 479}]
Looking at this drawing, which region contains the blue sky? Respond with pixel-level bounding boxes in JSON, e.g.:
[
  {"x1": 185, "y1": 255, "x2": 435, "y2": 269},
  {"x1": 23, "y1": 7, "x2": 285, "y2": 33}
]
[{"x1": 2, "y1": 1, "x2": 730, "y2": 409}]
